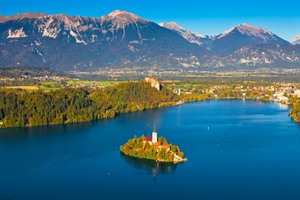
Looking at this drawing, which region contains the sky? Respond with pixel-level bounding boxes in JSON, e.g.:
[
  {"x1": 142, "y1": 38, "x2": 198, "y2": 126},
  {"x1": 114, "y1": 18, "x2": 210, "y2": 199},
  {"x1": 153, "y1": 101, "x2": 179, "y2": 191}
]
[{"x1": 0, "y1": 0, "x2": 299, "y2": 41}]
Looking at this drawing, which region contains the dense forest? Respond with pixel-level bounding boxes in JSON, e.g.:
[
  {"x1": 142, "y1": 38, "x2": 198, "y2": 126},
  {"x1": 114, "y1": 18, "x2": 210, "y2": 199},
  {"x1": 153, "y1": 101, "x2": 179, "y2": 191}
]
[
  {"x1": 120, "y1": 135, "x2": 184, "y2": 162},
  {"x1": 289, "y1": 97, "x2": 300, "y2": 123},
  {"x1": 1, "y1": 79, "x2": 299, "y2": 128},
  {"x1": 0, "y1": 81, "x2": 180, "y2": 128}
]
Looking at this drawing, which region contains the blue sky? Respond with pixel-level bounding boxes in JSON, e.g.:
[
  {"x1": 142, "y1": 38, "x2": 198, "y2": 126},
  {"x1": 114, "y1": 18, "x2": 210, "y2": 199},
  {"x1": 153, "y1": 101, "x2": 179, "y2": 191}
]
[{"x1": 1, "y1": 0, "x2": 299, "y2": 41}]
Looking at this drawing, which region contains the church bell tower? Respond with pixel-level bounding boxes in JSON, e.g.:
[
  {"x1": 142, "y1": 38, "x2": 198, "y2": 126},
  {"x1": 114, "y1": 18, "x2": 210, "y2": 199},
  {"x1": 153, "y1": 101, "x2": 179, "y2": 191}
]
[{"x1": 152, "y1": 127, "x2": 157, "y2": 143}]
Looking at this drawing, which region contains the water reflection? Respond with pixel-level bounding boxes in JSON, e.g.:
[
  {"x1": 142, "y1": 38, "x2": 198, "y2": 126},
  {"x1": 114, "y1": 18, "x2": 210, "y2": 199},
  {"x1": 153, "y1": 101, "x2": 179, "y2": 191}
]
[
  {"x1": 120, "y1": 153, "x2": 179, "y2": 180},
  {"x1": 0, "y1": 121, "x2": 97, "y2": 139},
  {"x1": 277, "y1": 103, "x2": 289, "y2": 110}
]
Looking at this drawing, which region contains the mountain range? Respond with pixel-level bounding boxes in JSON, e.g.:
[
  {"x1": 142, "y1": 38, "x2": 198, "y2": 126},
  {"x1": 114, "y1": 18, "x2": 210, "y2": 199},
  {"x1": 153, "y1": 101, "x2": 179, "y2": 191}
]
[{"x1": 0, "y1": 10, "x2": 299, "y2": 71}]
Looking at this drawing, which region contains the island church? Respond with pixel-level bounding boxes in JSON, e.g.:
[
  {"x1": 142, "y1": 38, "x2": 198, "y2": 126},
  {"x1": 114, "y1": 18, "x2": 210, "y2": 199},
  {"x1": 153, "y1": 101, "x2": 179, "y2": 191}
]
[{"x1": 143, "y1": 128, "x2": 158, "y2": 144}]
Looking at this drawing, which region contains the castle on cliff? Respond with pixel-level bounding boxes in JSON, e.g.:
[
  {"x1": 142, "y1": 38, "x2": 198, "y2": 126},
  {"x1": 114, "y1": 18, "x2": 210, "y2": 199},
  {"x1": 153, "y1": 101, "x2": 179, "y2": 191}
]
[{"x1": 145, "y1": 77, "x2": 162, "y2": 91}]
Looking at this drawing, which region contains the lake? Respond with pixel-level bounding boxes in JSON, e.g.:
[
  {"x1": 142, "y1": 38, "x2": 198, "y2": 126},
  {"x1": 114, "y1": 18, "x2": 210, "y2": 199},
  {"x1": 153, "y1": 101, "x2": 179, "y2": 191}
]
[{"x1": 0, "y1": 100, "x2": 299, "y2": 200}]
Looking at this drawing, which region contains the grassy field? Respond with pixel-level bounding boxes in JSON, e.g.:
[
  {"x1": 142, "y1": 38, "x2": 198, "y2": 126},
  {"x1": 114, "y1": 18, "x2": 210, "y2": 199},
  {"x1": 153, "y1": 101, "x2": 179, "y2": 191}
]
[
  {"x1": 66, "y1": 80, "x2": 120, "y2": 86},
  {"x1": 38, "y1": 81, "x2": 62, "y2": 90},
  {"x1": 2, "y1": 86, "x2": 40, "y2": 90},
  {"x1": 1, "y1": 80, "x2": 122, "y2": 91}
]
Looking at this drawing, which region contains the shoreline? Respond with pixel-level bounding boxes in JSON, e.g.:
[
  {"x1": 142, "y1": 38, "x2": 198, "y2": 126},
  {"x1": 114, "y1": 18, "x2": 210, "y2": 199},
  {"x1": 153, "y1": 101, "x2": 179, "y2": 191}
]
[{"x1": 0, "y1": 97, "x2": 298, "y2": 129}]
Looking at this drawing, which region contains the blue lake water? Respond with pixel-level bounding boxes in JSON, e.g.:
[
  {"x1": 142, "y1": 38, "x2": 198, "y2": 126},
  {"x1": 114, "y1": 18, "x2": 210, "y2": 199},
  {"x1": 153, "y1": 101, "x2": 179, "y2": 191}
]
[{"x1": 0, "y1": 100, "x2": 299, "y2": 200}]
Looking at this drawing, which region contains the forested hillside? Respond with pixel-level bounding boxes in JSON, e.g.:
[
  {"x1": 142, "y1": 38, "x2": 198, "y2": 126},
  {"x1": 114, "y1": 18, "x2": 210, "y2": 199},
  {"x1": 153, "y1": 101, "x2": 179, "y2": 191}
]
[
  {"x1": 289, "y1": 97, "x2": 300, "y2": 123},
  {"x1": 0, "y1": 81, "x2": 180, "y2": 128}
]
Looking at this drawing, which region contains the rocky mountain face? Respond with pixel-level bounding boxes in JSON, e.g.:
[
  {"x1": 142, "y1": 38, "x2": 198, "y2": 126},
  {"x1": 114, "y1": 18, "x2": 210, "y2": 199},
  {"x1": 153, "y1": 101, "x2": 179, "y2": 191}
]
[
  {"x1": 160, "y1": 22, "x2": 300, "y2": 68},
  {"x1": 0, "y1": 11, "x2": 299, "y2": 71},
  {"x1": 160, "y1": 22, "x2": 290, "y2": 54},
  {"x1": 225, "y1": 44, "x2": 299, "y2": 67},
  {"x1": 208, "y1": 23, "x2": 289, "y2": 54},
  {"x1": 0, "y1": 11, "x2": 208, "y2": 71},
  {"x1": 159, "y1": 22, "x2": 210, "y2": 46}
]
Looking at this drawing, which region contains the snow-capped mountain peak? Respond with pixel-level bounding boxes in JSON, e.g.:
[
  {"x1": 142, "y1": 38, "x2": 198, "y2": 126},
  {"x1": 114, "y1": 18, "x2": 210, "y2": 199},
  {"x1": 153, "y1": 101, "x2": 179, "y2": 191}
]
[
  {"x1": 159, "y1": 22, "x2": 208, "y2": 46},
  {"x1": 217, "y1": 27, "x2": 235, "y2": 39},
  {"x1": 209, "y1": 23, "x2": 289, "y2": 54},
  {"x1": 100, "y1": 10, "x2": 148, "y2": 30},
  {"x1": 107, "y1": 10, "x2": 137, "y2": 18},
  {"x1": 159, "y1": 22, "x2": 184, "y2": 31},
  {"x1": 159, "y1": 22, "x2": 207, "y2": 38},
  {"x1": 216, "y1": 23, "x2": 284, "y2": 43},
  {"x1": 236, "y1": 23, "x2": 274, "y2": 39},
  {"x1": 291, "y1": 34, "x2": 300, "y2": 45},
  {"x1": 102, "y1": 10, "x2": 146, "y2": 23}
]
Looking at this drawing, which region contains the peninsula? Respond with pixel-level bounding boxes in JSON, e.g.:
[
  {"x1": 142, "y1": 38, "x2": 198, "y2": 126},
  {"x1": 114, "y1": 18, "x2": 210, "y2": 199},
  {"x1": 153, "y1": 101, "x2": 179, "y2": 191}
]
[{"x1": 120, "y1": 128, "x2": 187, "y2": 163}]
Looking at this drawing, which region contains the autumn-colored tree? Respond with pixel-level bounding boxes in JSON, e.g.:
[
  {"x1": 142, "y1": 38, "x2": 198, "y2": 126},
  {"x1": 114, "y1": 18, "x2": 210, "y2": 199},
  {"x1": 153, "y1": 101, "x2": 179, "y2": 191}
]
[{"x1": 0, "y1": 81, "x2": 179, "y2": 128}]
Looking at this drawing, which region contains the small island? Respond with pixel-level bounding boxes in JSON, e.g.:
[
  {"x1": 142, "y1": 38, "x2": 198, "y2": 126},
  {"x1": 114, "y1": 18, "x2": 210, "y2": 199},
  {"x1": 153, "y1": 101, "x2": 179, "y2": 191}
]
[{"x1": 120, "y1": 128, "x2": 187, "y2": 163}]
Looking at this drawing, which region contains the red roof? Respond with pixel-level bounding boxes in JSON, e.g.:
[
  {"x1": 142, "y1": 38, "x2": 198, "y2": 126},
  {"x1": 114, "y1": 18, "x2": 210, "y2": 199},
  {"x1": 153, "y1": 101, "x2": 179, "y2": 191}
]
[{"x1": 143, "y1": 135, "x2": 152, "y2": 141}]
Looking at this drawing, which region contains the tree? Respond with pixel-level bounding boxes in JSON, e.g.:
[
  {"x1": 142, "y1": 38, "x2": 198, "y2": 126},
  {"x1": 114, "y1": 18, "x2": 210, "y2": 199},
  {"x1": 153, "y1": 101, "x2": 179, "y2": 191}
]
[{"x1": 0, "y1": 81, "x2": 179, "y2": 128}]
